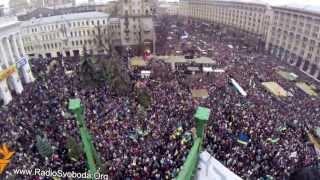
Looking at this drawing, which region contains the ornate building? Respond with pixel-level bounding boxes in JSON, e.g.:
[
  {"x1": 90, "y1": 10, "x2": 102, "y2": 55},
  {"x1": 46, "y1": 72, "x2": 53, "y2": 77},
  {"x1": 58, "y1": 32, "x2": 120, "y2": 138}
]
[
  {"x1": 0, "y1": 17, "x2": 34, "y2": 105},
  {"x1": 21, "y1": 12, "x2": 110, "y2": 58}
]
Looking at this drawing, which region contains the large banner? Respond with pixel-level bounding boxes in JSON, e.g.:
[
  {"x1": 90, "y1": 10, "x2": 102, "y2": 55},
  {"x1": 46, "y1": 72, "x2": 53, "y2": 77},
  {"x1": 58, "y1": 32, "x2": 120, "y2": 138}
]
[{"x1": 0, "y1": 65, "x2": 16, "y2": 81}]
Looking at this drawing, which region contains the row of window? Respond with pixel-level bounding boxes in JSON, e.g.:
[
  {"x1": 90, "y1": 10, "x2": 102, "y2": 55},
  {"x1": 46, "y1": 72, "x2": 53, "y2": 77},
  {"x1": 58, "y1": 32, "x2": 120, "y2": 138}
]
[
  {"x1": 25, "y1": 18, "x2": 108, "y2": 34},
  {"x1": 274, "y1": 11, "x2": 320, "y2": 25},
  {"x1": 189, "y1": 1, "x2": 265, "y2": 12},
  {"x1": 25, "y1": 38, "x2": 110, "y2": 52}
]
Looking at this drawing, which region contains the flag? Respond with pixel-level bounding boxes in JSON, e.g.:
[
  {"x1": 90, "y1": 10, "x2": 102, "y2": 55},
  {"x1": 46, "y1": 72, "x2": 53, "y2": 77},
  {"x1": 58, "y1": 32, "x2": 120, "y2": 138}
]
[
  {"x1": 267, "y1": 138, "x2": 280, "y2": 144},
  {"x1": 237, "y1": 133, "x2": 249, "y2": 145},
  {"x1": 277, "y1": 126, "x2": 287, "y2": 132}
]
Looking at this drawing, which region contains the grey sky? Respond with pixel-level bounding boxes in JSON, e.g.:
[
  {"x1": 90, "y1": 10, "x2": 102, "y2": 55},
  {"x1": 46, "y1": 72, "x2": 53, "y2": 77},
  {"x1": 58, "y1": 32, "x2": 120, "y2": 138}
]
[{"x1": 1, "y1": 0, "x2": 320, "y2": 10}]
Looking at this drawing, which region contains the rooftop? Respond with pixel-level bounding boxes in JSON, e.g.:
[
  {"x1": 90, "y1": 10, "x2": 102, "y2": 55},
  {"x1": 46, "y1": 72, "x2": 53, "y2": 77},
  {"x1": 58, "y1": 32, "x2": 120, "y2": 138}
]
[
  {"x1": 0, "y1": 16, "x2": 19, "y2": 30},
  {"x1": 21, "y1": 11, "x2": 110, "y2": 27}
]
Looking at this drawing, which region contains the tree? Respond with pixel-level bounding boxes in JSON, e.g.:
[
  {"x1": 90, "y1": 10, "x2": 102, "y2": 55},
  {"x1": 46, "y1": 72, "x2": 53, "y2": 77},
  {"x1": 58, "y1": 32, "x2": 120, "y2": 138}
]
[
  {"x1": 135, "y1": 88, "x2": 151, "y2": 109},
  {"x1": 36, "y1": 135, "x2": 53, "y2": 158},
  {"x1": 66, "y1": 136, "x2": 83, "y2": 161}
]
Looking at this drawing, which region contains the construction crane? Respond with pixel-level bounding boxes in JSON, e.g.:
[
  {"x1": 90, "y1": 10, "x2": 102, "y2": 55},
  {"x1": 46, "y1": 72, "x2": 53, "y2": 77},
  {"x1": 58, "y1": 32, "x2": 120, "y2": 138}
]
[{"x1": 68, "y1": 98, "x2": 102, "y2": 178}]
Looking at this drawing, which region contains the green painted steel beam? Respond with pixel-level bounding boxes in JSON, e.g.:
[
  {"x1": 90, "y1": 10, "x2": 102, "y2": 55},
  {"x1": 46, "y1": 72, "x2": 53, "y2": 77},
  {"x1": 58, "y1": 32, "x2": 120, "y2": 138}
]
[{"x1": 68, "y1": 99, "x2": 100, "y2": 179}]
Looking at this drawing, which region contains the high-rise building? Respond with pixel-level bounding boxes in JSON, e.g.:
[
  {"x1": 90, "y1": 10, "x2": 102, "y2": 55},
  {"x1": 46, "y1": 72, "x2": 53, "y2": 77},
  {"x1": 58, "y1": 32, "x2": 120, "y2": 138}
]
[{"x1": 109, "y1": 0, "x2": 155, "y2": 53}]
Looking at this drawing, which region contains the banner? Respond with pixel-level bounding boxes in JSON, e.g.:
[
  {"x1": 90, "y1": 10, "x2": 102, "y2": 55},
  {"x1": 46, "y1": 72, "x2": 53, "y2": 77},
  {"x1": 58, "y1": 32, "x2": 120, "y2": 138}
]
[
  {"x1": 0, "y1": 65, "x2": 16, "y2": 81},
  {"x1": 16, "y1": 57, "x2": 27, "y2": 69}
]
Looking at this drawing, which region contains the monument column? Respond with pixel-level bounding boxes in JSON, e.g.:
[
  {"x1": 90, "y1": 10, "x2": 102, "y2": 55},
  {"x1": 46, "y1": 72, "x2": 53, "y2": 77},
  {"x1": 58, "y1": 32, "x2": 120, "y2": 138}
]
[
  {"x1": 6, "y1": 37, "x2": 23, "y2": 94},
  {"x1": 0, "y1": 38, "x2": 13, "y2": 105}
]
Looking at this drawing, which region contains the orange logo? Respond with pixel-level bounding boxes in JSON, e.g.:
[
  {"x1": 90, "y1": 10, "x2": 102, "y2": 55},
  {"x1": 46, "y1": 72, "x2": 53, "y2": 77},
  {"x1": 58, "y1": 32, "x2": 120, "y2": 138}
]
[{"x1": 0, "y1": 144, "x2": 15, "y2": 174}]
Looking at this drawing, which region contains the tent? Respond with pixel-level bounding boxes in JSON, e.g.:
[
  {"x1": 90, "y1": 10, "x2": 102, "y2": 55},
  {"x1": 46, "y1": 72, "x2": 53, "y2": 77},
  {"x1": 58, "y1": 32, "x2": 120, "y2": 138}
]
[
  {"x1": 196, "y1": 151, "x2": 243, "y2": 180},
  {"x1": 191, "y1": 89, "x2": 209, "y2": 98},
  {"x1": 262, "y1": 82, "x2": 288, "y2": 97},
  {"x1": 213, "y1": 69, "x2": 225, "y2": 73},
  {"x1": 295, "y1": 82, "x2": 318, "y2": 96},
  {"x1": 202, "y1": 67, "x2": 213, "y2": 72},
  {"x1": 130, "y1": 57, "x2": 147, "y2": 67},
  {"x1": 187, "y1": 66, "x2": 200, "y2": 72},
  {"x1": 141, "y1": 70, "x2": 151, "y2": 78}
]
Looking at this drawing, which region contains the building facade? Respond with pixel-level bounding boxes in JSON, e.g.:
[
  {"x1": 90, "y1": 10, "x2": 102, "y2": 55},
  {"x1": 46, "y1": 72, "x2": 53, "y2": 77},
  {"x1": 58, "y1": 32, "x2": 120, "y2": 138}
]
[
  {"x1": 30, "y1": 0, "x2": 75, "y2": 9},
  {"x1": 112, "y1": 0, "x2": 155, "y2": 52},
  {"x1": 266, "y1": 7, "x2": 320, "y2": 80},
  {"x1": 0, "y1": 17, "x2": 34, "y2": 105},
  {"x1": 9, "y1": 0, "x2": 29, "y2": 14},
  {"x1": 177, "y1": 0, "x2": 320, "y2": 81},
  {"x1": 158, "y1": 2, "x2": 179, "y2": 16},
  {"x1": 21, "y1": 12, "x2": 110, "y2": 58}
]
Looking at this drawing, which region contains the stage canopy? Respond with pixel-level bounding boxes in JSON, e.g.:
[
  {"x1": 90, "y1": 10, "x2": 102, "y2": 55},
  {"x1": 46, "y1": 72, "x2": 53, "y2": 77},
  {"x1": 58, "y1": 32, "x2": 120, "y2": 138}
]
[
  {"x1": 295, "y1": 82, "x2": 318, "y2": 96},
  {"x1": 192, "y1": 89, "x2": 209, "y2": 98},
  {"x1": 213, "y1": 69, "x2": 225, "y2": 73},
  {"x1": 203, "y1": 67, "x2": 213, "y2": 72},
  {"x1": 262, "y1": 82, "x2": 288, "y2": 97},
  {"x1": 196, "y1": 151, "x2": 243, "y2": 180},
  {"x1": 130, "y1": 57, "x2": 147, "y2": 67},
  {"x1": 277, "y1": 70, "x2": 298, "y2": 81}
]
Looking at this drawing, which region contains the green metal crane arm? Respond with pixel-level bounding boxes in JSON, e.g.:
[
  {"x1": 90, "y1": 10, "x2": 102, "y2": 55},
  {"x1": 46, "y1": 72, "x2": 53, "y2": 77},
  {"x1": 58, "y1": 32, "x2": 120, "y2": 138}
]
[{"x1": 68, "y1": 99, "x2": 99, "y2": 178}]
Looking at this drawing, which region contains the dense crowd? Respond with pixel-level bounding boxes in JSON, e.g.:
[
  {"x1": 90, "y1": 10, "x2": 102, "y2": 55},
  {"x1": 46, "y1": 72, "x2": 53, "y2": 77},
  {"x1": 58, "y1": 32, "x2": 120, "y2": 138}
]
[
  {"x1": 0, "y1": 15, "x2": 319, "y2": 180},
  {"x1": 156, "y1": 16, "x2": 320, "y2": 179}
]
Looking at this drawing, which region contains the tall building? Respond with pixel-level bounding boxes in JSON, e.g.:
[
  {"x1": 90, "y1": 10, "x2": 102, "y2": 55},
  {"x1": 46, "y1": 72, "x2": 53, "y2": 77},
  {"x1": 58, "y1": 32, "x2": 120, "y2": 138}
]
[
  {"x1": 109, "y1": 0, "x2": 155, "y2": 53},
  {"x1": 21, "y1": 12, "x2": 110, "y2": 58},
  {"x1": 177, "y1": 0, "x2": 320, "y2": 81},
  {"x1": 266, "y1": 6, "x2": 320, "y2": 79},
  {"x1": 9, "y1": 0, "x2": 29, "y2": 14}
]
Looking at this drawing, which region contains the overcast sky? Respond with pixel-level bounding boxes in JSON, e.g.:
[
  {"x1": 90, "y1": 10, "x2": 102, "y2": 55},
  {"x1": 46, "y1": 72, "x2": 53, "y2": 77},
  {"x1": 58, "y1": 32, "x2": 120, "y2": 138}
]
[{"x1": 1, "y1": 0, "x2": 320, "y2": 10}]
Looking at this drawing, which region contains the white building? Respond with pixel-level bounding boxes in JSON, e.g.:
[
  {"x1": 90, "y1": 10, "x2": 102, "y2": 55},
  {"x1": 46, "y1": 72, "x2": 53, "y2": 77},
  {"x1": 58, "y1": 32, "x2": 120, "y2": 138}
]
[
  {"x1": 0, "y1": 17, "x2": 34, "y2": 105},
  {"x1": 21, "y1": 12, "x2": 110, "y2": 58},
  {"x1": 158, "y1": 2, "x2": 179, "y2": 16}
]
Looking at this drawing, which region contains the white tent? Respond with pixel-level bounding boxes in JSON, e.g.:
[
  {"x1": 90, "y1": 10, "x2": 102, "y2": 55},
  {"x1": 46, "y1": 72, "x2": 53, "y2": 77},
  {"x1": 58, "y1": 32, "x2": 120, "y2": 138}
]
[
  {"x1": 213, "y1": 69, "x2": 225, "y2": 73},
  {"x1": 141, "y1": 70, "x2": 151, "y2": 78},
  {"x1": 196, "y1": 151, "x2": 243, "y2": 180},
  {"x1": 203, "y1": 67, "x2": 213, "y2": 72}
]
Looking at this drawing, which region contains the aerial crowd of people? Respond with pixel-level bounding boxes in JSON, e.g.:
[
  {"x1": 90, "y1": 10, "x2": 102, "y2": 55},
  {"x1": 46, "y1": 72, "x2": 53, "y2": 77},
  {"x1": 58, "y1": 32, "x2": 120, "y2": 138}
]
[{"x1": 0, "y1": 15, "x2": 319, "y2": 180}]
